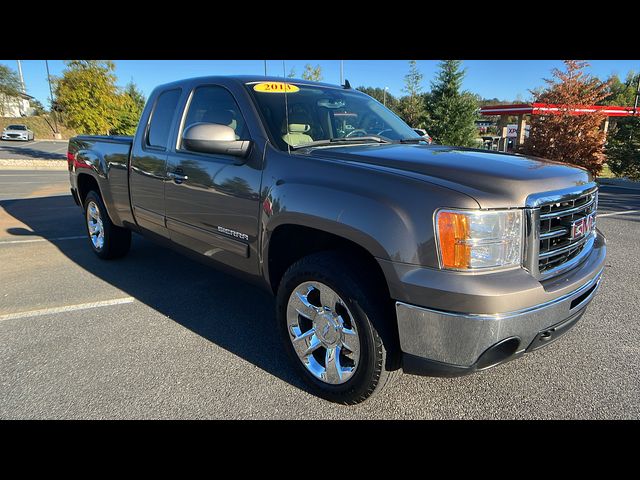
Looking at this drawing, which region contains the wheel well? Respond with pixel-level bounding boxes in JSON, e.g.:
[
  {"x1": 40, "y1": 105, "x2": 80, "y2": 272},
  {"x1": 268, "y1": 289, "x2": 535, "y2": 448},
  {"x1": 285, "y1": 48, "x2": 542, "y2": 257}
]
[
  {"x1": 267, "y1": 224, "x2": 390, "y2": 298},
  {"x1": 76, "y1": 174, "x2": 100, "y2": 206}
]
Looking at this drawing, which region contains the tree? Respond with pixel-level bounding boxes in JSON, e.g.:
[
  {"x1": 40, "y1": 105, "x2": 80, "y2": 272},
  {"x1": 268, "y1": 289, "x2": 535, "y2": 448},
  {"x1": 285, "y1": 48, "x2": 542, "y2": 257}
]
[
  {"x1": 603, "y1": 71, "x2": 640, "y2": 179},
  {"x1": 30, "y1": 99, "x2": 47, "y2": 116},
  {"x1": 0, "y1": 64, "x2": 23, "y2": 116},
  {"x1": 397, "y1": 60, "x2": 427, "y2": 128},
  {"x1": 302, "y1": 64, "x2": 323, "y2": 82},
  {"x1": 287, "y1": 68, "x2": 296, "y2": 78},
  {"x1": 424, "y1": 60, "x2": 478, "y2": 147},
  {"x1": 606, "y1": 117, "x2": 640, "y2": 180},
  {"x1": 112, "y1": 81, "x2": 146, "y2": 135},
  {"x1": 356, "y1": 86, "x2": 400, "y2": 113},
  {"x1": 54, "y1": 60, "x2": 122, "y2": 135},
  {"x1": 520, "y1": 60, "x2": 610, "y2": 176},
  {"x1": 602, "y1": 71, "x2": 638, "y2": 106}
]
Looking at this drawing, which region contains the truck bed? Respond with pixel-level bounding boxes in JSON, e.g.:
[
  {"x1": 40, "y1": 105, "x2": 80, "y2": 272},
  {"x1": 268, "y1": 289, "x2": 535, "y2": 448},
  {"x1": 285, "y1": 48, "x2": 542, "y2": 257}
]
[{"x1": 68, "y1": 134, "x2": 135, "y2": 227}]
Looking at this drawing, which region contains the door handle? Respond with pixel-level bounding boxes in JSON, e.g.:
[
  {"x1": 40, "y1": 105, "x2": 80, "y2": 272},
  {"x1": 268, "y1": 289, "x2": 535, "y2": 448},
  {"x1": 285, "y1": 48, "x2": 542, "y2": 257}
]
[{"x1": 167, "y1": 171, "x2": 188, "y2": 182}]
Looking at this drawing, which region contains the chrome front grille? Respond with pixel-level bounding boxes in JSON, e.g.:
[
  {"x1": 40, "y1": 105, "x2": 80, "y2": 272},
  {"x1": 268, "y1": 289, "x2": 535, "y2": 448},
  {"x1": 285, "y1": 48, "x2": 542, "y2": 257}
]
[
  {"x1": 538, "y1": 189, "x2": 597, "y2": 274},
  {"x1": 524, "y1": 183, "x2": 598, "y2": 280}
]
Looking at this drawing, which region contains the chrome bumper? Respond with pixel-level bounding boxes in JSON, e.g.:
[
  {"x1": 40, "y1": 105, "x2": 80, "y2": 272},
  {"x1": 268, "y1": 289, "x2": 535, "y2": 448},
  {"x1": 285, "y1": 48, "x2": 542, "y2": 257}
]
[{"x1": 396, "y1": 267, "x2": 604, "y2": 368}]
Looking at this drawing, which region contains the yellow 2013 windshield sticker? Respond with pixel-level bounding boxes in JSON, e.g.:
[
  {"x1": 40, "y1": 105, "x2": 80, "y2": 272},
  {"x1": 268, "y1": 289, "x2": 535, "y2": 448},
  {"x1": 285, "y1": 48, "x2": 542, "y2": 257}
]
[{"x1": 253, "y1": 82, "x2": 300, "y2": 93}]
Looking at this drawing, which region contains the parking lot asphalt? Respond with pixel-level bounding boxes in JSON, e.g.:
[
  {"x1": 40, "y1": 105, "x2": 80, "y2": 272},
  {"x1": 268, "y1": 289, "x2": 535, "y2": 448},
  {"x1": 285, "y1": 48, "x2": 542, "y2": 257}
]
[
  {"x1": 0, "y1": 140, "x2": 68, "y2": 160},
  {"x1": 0, "y1": 170, "x2": 639, "y2": 419}
]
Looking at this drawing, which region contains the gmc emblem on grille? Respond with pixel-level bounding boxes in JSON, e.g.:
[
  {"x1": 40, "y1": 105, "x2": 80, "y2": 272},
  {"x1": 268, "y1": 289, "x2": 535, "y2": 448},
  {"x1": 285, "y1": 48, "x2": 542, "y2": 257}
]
[{"x1": 571, "y1": 213, "x2": 595, "y2": 240}]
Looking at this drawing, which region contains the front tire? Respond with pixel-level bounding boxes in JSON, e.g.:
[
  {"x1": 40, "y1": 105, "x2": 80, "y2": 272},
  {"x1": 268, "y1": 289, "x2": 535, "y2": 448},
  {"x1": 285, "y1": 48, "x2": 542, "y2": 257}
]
[
  {"x1": 83, "y1": 190, "x2": 131, "y2": 259},
  {"x1": 276, "y1": 251, "x2": 399, "y2": 404}
]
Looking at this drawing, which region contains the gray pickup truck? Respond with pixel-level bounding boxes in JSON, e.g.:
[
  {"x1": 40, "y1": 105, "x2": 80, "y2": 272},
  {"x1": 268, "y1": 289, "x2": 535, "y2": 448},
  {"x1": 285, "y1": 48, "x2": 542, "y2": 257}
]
[{"x1": 67, "y1": 76, "x2": 606, "y2": 404}]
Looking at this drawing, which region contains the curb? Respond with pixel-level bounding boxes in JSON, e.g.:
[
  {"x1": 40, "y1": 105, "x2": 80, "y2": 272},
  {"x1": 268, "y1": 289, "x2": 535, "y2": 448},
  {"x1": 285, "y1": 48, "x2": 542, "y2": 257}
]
[{"x1": 0, "y1": 159, "x2": 67, "y2": 170}]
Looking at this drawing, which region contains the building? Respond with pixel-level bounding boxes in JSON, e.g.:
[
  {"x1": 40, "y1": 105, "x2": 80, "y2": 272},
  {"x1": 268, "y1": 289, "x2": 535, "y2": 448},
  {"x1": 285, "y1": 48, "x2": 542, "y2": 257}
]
[{"x1": 0, "y1": 91, "x2": 35, "y2": 117}]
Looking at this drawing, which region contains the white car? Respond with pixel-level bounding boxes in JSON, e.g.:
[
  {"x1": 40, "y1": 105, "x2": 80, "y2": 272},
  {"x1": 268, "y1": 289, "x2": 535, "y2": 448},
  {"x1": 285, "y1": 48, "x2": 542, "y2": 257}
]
[{"x1": 2, "y1": 124, "x2": 35, "y2": 141}]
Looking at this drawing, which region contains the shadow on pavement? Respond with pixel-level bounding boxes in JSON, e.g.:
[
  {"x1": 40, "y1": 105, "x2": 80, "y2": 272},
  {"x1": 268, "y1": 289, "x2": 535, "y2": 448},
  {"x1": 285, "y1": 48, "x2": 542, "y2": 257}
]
[
  {"x1": 0, "y1": 194, "x2": 307, "y2": 393},
  {"x1": 0, "y1": 144, "x2": 66, "y2": 160},
  {"x1": 597, "y1": 187, "x2": 640, "y2": 223}
]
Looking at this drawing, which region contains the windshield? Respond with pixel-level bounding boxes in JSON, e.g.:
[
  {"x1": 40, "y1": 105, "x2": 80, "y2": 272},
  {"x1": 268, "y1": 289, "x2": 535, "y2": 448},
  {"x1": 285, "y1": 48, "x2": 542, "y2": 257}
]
[
  {"x1": 6, "y1": 125, "x2": 27, "y2": 131},
  {"x1": 246, "y1": 81, "x2": 421, "y2": 150}
]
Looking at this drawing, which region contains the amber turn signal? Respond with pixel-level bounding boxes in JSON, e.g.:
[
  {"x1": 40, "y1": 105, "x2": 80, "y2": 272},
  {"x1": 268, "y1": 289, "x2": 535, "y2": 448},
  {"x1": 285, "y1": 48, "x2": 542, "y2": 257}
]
[{"x1": 437, "y1": 211, "x2": 472, "y2": 269}]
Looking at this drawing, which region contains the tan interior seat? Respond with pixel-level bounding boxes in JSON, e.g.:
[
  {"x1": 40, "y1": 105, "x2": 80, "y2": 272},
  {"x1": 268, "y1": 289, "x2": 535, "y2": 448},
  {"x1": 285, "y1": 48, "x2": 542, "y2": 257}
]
[
  {"x1": 282, "y1": 112, "x2": 314, "y2": 146},
  {"x1": 283, "y1": 123, "x2": 313, "y2": 146}
]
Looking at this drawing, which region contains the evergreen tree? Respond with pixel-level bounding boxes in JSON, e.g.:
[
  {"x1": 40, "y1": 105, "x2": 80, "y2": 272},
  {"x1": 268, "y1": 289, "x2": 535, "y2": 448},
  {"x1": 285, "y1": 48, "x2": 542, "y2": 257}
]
[
  {"x1": 397, "y1": 60, "x2": 427, "y2": 127},
  {"x1": 521, "y1": 60, "x2": 610, "y2": 176},
  {"x1": 112, "y1": 81, "x2": 146, "y2": 135},
  {"x1": 607, "y1": 116, "x2": 640, "y2": 180},
  {"x1": 603, "y1": 71, "x2": 640, "y2": 179},
  {"x1": 425, "y1": 60, "x2": 478, "y2": 147},
  {"x1": 356, "y1": 86, "x2": 400, "y2": 114}
]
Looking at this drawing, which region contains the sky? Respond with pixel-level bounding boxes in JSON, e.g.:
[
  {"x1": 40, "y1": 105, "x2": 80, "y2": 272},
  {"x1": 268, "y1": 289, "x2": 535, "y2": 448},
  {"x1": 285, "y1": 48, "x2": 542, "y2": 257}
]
[{"x1": 1, "y1": 59, "x2": 638, "y2": 107}]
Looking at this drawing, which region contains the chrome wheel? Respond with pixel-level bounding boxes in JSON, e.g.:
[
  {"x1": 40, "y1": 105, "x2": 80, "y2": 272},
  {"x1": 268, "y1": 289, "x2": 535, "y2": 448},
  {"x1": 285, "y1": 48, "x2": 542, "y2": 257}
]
[
  {"x1": 286, "y1": 281, "x2": 360, "y2": 385},
  {"x1": 86, "y1": 200, "x2": 104, "y2": 250}
]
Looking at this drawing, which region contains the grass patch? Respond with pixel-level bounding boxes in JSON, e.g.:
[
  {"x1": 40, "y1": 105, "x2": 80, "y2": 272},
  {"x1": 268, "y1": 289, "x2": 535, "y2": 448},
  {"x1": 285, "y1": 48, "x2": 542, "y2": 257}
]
[{"x1": 598, "y1": 163, "x2": 616, "y2": 179}]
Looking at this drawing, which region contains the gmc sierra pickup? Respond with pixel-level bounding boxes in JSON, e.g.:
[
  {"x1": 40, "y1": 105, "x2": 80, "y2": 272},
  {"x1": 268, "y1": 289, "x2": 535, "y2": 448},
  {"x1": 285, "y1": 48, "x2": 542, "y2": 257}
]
[{"x1": 67, "y1": 76, "x2": 606, "y2": 404}]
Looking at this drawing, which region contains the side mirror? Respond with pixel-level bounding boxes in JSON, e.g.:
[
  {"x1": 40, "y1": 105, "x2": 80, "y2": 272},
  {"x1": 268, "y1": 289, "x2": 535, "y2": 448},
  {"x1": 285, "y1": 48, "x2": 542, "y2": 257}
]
[{"x1": 182, "y1": 123, "x2": 251, "y2": 158}]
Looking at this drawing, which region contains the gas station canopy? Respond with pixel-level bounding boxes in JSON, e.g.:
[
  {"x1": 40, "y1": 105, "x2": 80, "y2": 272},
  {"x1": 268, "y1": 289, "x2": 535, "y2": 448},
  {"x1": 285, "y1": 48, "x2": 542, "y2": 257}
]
[{"x1": 480, "y1": 103, "x2": 639, "y2": 117}]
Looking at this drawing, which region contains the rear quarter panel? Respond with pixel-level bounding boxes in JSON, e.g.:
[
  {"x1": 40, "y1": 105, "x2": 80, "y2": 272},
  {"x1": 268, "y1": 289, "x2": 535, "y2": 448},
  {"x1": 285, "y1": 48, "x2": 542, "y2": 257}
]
[{"x1": 69, "y1": 136, "x2": 134, "y2": 226}]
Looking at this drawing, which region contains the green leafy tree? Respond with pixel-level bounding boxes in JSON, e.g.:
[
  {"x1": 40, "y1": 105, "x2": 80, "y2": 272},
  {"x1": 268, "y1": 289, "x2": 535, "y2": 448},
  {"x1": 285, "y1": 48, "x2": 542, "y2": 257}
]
[
  {"x1": 54, "y1": 60, "x2": 122, "y2": 135},
  {"x1": 0, "y1": 64, "x2": 24, "y2": 116},
  {"x1": 30, "y1": 99, "x2": 47, "y2": 115},
  {"x1": 425, "y1": 60, "x2": 478, "y2": 146},
  {"x1": 356, "y1": 86, "x2": 400, "y2": 113},
  {"x1": 302, "y1": 64, "x2": 323, "y2": 82},
  {"x1": 521, "y1": 60, "x2": 610, "y2": 176},
  {"x1": 602, "y1": 72, "x2": 638, "y2": 106},
  {"x1": 112, "y1": 81, "x2": 146, "y2": 135},
  {"x1": 603, "y1": 71, "x2": 640, "y2": 179},
  {"x1": 607, "y1": 117, "x2": 640, "y2": 180},
  {"x1": 397, "y1": 60, "x2": 427, "y2": 128}
]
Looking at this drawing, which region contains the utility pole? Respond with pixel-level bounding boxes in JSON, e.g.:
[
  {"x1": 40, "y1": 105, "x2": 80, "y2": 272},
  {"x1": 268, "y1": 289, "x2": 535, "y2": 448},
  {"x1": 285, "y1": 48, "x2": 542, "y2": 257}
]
[
  {"x1": 16, "y1": 60, "x2": 27, "y2": 117},
  {"x1": 45, "y1": 60, "x2": 59, "y2": 135},
  {"x1": 264, "y1": 60, "x2": 267, "y2": 76},
  {"x1": 16, "y1": 60, "x2": 26, "y2": 93},
  {"x1": 340, "y1": 60, "x2": 344, "y2": 85},
  {"x1": 383, "y1": 86, "x2": 389, "y2": 107}
]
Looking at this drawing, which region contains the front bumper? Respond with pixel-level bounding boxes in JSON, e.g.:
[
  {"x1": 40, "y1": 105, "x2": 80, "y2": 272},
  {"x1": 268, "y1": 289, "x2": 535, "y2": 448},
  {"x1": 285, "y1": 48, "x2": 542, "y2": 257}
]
[
  {"x1": 1, "y1": 134, "x2": 28, "y2": 141},
  {"x1": 385, "y1": 229, "x2": 606, "y2": 376}
]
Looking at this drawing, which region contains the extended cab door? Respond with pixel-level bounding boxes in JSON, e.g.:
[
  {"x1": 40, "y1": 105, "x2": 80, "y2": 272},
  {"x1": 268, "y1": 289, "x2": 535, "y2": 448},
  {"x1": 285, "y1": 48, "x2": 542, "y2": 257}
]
[
  {"x1": 129, "y1": 88, "x2": 182, "y2": 238},
  {"x1": 164, "y1": 84, "x2": 264, "y2": 274}
]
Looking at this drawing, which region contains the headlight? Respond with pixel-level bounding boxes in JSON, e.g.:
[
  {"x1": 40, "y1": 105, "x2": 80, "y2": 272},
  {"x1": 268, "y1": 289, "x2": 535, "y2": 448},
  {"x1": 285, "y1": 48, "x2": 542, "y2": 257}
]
[{"x1": 435, "y1": 209, "x2": 523, "y2": 270}]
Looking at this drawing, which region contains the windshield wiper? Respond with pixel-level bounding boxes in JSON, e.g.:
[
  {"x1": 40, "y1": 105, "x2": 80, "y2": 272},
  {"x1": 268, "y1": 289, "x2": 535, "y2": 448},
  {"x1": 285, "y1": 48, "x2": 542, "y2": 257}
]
[
  {"x1": 290, "y1": 136, "x2": 391, "y2": 150},
  {"x1": 396, "y1": 138, "x2": 427, "y2": 144}
]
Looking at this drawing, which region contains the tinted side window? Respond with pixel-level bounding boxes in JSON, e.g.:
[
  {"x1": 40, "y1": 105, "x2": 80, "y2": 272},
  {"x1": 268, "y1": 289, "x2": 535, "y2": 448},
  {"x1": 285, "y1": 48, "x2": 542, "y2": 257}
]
[
  {"x1": 147, "y1": 89, "x2": 181, "y2": 149},
  {"x1": 181, "y1": 86, "x2": 249, "y2": 147}
]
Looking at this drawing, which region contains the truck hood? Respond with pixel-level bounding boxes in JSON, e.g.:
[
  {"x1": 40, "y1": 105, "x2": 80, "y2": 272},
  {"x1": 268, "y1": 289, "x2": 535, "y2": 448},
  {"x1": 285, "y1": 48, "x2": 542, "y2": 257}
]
[{"x1": 306, "y1": 144, "x2": 593, "y2": 208}]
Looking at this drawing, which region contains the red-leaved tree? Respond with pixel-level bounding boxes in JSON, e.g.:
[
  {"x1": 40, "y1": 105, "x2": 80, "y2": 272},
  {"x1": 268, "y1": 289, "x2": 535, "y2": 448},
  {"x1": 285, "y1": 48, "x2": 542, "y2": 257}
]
[{"x1": 521, "y1": 60, "x2": 610, "y2": 176}]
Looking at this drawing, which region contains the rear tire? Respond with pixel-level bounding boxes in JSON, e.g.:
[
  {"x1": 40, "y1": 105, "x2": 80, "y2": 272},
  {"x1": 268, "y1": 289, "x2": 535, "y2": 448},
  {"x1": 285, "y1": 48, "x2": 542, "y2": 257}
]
[
  {"x1": 276, "y1": 250, "x2": 400, "y2": 404},
  {"x1": 83, "y1": 190, "x2": 131, "y2": 260}
]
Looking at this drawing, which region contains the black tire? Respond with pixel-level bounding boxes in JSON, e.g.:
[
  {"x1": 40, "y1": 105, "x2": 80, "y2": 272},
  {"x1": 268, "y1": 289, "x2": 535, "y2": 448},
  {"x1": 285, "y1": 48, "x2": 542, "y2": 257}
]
[
  {"x1": 276, "y1": 250, "x2": 400, "y2": 404},
  {"x1": 83, "y1": 190, "x2": 131, "y2": 260}
]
